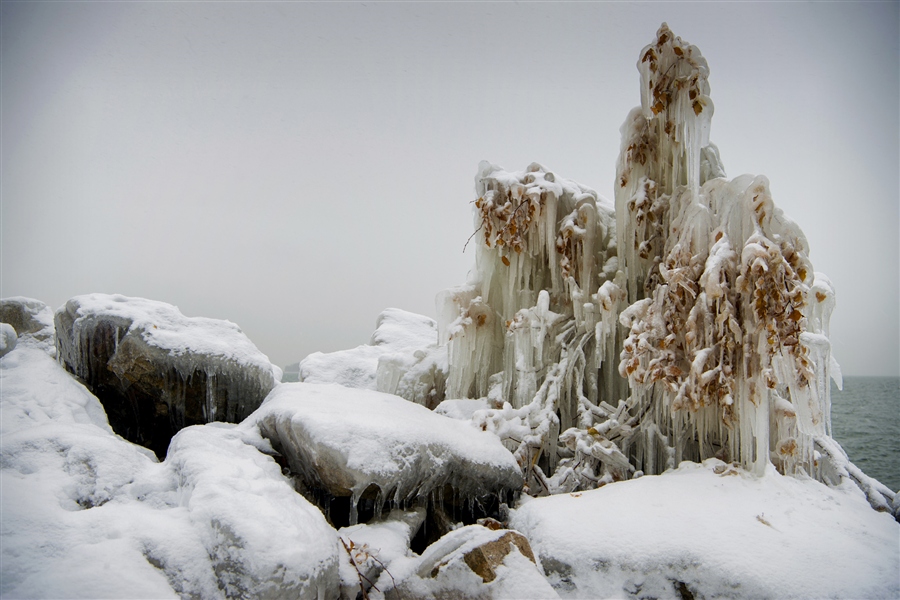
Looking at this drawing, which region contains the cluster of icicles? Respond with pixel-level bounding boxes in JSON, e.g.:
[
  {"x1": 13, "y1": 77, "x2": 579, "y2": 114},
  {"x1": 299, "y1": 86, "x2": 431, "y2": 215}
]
[{"x1": 428, "y1": 24, "x2": 894, "y2": 513}]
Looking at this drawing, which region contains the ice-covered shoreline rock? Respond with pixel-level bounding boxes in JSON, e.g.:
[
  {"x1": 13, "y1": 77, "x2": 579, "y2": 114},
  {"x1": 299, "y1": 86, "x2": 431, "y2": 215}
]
[
  {"x1": 251, "y1": 382, "x2": 523, "y2": 527},
  {"x1": 0, "y1": 323, "x2": 17, "y2": 358},
  {"x1": 298, "y1": 308, "x2": 447, "y2": 408},
  {"x1": 54, "y1": 293, "x2": 278, "y2": 457}
]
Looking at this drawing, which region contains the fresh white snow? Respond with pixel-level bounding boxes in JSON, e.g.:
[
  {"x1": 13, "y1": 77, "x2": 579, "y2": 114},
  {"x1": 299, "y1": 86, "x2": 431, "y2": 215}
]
[
  {"x1": 1, "y1": 345, "x2": 338, "y2": 599},
  {"x1": 511, "y1": 459, "x2": 899, "y2": 599},
  {"x1": 298, "y1": 308, "x2": 437, "y2": 391}
]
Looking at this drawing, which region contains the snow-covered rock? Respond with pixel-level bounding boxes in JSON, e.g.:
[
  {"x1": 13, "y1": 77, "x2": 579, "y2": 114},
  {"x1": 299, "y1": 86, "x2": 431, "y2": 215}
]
[
  {"x1": 165, "y1": 424, "x2": 340, "y2": 599},
  {"x1": 1, "y1": 345, "x2": 340, "y2": 600},
  {"x1": 0, "y1": 345, "x2": 114, "y2": 436},
  {"x1": 299, "y1": 308, "x2": 446, "y2": 407},
  {"x1": 252, "y1": 383, "x2": 523, "y2": 526},
  {"x1": 0, "y1": 296, "x2": 56, "y2": 354},
  {"x1": 0, "y1": 323, "x2": 17, "y2": 358},
  {"x1": 54, "y1": 293, "x2": 277, "y2": 457},
  {"x1": 372, "y1": 524, "x2": 559, "y2": 600},
  {"x1": 510, "y1": 459, "x2": 900, "y2": 599}
]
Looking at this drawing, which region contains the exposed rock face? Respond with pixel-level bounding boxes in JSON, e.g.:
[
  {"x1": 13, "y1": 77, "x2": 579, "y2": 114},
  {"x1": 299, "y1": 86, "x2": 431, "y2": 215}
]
[
  {"x1": 461, "y1": 530, "x2": 536, "y2": 583},
  {"x1": 0, "y1": 297, "x2": 56, "y2": 354},
  {"x1": 54, "y1": 294, "x2": 277, "y2": 457},
  {"x1": 383, "y1": 525, "x2": 557, "y2": 600},
  {"x1": 252, "y1": 383, "x2": 523, "y2": 528}
]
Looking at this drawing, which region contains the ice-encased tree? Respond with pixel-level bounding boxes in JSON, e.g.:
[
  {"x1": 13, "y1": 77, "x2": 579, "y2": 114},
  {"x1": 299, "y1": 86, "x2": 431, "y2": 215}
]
[
  {"x1": 437, "y1": 160, "x2": 630, "y2": 495},
  {"x1": 434, "y1": 23, "x2": 895, "y2": 514},
  {"x1": 614, "y1": 23, "x2": 830, "y2": 480}
]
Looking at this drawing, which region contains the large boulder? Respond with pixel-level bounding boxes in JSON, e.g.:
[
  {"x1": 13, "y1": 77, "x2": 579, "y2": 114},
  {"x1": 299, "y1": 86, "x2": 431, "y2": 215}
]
[
  {"x1": 164, "y1": 424, "x2": 341, "y2": 599},
  {"x1": 251, "y1": 383, "x2": 523, "y2": 527},
  {"x1": 55, "y1": 294, "x2": 278, "y2": 457}
]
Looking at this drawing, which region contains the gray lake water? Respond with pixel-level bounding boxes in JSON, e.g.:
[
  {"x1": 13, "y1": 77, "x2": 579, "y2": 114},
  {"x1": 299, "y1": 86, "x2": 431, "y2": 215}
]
[{"x1": 830, "y1": 376, "x2": 900, "y2": 492}]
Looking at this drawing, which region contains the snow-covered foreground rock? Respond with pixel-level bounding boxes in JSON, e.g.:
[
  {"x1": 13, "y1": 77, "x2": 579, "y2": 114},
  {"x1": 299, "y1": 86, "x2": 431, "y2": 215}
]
[
  {"x1": 511, "y1": 459, "x2": 899, "y2": 599},
  {"x1": 55, "y1": 293, "x2": 278, "y2": 457},
  {"x1": 372, "y1": 524, "x2": 559, "y2": 600},
  {"x1": 1, "y1": 345, "x2": 338, "y2": 599},
  {"x1": 252, "y1": 382, "x2": 522, "y2": 526}
]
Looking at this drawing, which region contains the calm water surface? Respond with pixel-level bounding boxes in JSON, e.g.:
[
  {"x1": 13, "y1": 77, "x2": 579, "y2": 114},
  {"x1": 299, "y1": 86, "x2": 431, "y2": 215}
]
[{"x1": 830, "y1": 376, "x2": 899, "y2": 492}]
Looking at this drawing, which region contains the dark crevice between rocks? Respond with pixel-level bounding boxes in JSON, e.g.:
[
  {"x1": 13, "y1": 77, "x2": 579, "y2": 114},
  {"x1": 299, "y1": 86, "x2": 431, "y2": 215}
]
[
  {"x1": 56, "y1": 313, "x2": 272, "y2": 459},
  {"x1": 77, "y1": 367, "x2": 231, "y2": 460},
  {"x1": 272, "y1": 449, "x2": 517, "y2": 555},
  {"x1": 674, "y1": 580, "x2": 696, "y2": 600},
  {"x1": 89, "y1": 382, "x2": 172, "y2": 459}
]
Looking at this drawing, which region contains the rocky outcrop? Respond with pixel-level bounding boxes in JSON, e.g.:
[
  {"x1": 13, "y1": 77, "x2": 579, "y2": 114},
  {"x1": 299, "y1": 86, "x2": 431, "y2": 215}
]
[
  {"x1": 252, "y1": 382, "x2": 523, "y2": 528},
  {"x1": 54, "y1": 294, "x2": 277, "y2": 457},
  {"x1": 459, "y1": 530, "x2": 536, "y2": 583},
  {"x1": 166, "y1": 424, "x2": 341, "y2": 600}
]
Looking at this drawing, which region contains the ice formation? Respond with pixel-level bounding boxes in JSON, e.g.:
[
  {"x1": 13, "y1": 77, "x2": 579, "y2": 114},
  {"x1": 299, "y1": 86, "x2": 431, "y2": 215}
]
[
  {"x1": 298, "y1": 308, "x2": 447, "y2": 409},
  {"x1": 435, "y1": 24, "x2": 894, "y2": 515},
  {"x1": 54, "y1": 294, "x2": 278, "y2": 457},
  {"x1": 251, "y1": 383, "x2": 522, "y2": 528}
]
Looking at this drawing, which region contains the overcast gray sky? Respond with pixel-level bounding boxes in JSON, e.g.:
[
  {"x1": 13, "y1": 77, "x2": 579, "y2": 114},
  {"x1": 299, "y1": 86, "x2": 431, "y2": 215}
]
[{"x1": 2, "y1": 1, "x2": 897, "y2": 375}]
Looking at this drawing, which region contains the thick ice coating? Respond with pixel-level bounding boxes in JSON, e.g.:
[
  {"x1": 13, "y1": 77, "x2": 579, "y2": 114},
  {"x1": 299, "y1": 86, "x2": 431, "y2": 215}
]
[
  {"x1": 251, "y1": 382, "x2": 523, "y2": 526},
  {"x1": 298, "y1": 308, "x2": 447, "y2": 409},
  {"x1": 614, "y1": 25, "x2": 846, "y2": 483},
  {"x1": 434, "y1": 23, "x2": 895, "y2": 517},
  {"x1": 54, "y1": 293, "x2": 278, "y2": 457},
  {"x1": 437, "y1": 160, "x2": 627, "y2": 495}
]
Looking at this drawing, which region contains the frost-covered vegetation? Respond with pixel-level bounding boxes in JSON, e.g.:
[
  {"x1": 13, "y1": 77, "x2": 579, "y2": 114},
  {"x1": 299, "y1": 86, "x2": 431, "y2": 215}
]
[{"x1": 431, "y1": 25, "x2": 894, "y2": 517}]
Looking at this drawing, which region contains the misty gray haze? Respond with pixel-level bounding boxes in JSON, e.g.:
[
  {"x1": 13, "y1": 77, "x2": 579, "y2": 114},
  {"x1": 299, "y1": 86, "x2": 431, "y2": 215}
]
[{"x1": 2, "y1": 2, "x2": 897, "y2": 375}]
